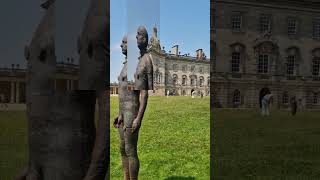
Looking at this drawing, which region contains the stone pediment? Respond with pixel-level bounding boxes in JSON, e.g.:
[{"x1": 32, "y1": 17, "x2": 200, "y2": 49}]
[
  {"x1": 253, "y1": 33, "x2": 279, "y2": 56},
  {"x1": 253, "y1": 31, "x2": 278, "y2": 47}
]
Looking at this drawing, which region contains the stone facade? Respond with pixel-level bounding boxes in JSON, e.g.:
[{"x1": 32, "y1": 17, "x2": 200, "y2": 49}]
[{"x1": 212, "y1": 0, "x2": 320, "y2": 109}]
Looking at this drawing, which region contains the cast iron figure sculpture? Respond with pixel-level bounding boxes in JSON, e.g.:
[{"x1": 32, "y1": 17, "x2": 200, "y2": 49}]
[
  {"x1": 113, "y1": 35, "x2": 130, "y2": 179},
  {"x1": 78, "y1": 0, "x2": 110, "y2": 179},
  {"x1": 16, "y1": 0, "x2": 109, "y2": 179},
  {"x1": 114, "y1": 26, "x2": 153, "y2": 180},
  {"x1": 16, "y1": 0, "x2": 56, "y2": 179}
]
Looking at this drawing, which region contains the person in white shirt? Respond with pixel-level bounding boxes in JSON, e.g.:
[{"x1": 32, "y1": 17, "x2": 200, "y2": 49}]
[{"x1": 261, "y1": 93, "x2": 273, "y2": 116}]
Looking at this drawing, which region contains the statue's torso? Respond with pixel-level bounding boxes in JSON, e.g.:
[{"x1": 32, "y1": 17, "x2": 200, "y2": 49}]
[
  {"x1": 118, "y1": 62, "x2": 140, "y2": 127},
  {"x1": 134, "y1": 53, "x2": 153, "y2": 90}
]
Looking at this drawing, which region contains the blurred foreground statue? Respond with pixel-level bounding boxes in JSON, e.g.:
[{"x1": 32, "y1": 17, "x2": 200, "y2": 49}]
[
  {"x1": 78, "y1": 0, "x2": 109, "y2": 179},
  {"x1": 16, "y1": 0, "x2": 109, "y2": 179}
]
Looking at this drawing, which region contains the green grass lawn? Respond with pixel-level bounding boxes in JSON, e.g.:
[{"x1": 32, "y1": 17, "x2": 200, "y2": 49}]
[
  {"x1": 2, "y1": 99, "x2": 320, "y2": 179},
  {"x1": 110, "y1": 96, "x2": 210, "y2": 179},
  {"x1": 214, "y1": 109, "x2": 320, "y2": 180},
  {"x1": 0, "y1": 96, "x2": 210, "y2": 180},
  {"x1": 0, "y1": 111, "x2": 28, "y2": 180}
]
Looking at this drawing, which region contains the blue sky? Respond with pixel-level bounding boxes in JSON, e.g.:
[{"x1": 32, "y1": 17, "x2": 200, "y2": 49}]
[
  {"x1": 110, "y1": 0, "x2": 210, "y2": 82},
  {"x1": 0, "y1": 1, "x2": 42, "y2": 68}
]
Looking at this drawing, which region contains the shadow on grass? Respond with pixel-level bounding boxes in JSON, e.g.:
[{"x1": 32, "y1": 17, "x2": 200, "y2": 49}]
[{"x1": 164, "y1": 176, "x2": 195, "y2": 180}]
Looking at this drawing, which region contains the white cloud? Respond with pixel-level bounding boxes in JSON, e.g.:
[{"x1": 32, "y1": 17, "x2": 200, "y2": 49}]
[{"x1": 111, "y1": 42, "x2": 121, "y2": 53}]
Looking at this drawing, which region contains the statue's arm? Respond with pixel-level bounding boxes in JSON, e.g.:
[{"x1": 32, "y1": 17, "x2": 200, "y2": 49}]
[
  {"x1": 113, "y1": 96, "x2": 123, "y2": 128},
  {"x1": 134, "y1": 90, "x2": 149, "y2": 126},
  {"x1": 83, "y1": 90, "x2": 109, "y2": 180},
  {"x1": 147, "y1": 56, "x2": 154, "y2": 90},
  {"x1": 132, "y1": 55, "x2": 153, "y2": 131}
]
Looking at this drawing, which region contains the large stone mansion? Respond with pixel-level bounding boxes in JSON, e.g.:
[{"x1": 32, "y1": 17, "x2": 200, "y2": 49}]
[
  {"x1": 212, "y1": 0, "x2": 320, "y2": 110},
  {"x1": 0, "y1": 61, "x2": 78, "y2": 104},
  {"x1": 0, "y1": 28, "x2": 210, "y2": 104},
  {"x1": 111, "y1": 27, "x2": 210, "y2": 96}
]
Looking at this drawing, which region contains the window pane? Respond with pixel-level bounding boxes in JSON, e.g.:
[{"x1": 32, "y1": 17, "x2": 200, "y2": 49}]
[
  {"x1": 232, "y1": 15, "x2": 242, "y2": 31},
  {"x1": 231, "y1": 52, "x2": 240, "y2": 72},
  {"x1": 258, "y1": 55, "x2": 268, "y2": 73},
  {"x1": 260, "y1": 15, "x2": 271, "y2": 33},
  {"x1": 287, "y1": 56, "x2": 295, "y2": 75},
  {"x1": 288, "y1": 19, "x2": 297, "y2": 35},
  {"x1": 313, "y1": 19, "x2": 320, "y2": 39},
  {"x1": 313, "y1": 58, "x2": 320, "y2": 76}
]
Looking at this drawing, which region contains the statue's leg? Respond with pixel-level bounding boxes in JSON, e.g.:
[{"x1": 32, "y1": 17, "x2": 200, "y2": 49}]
[
  {"x1": 26, "y1": 164, "x2": 42, "y2": 180},
  {"x1": 119, "y1": 127, "x2": 130, "y2": 180},
  {"x1": 124, "y1": 128, "x2": 139, "y2": 180}
]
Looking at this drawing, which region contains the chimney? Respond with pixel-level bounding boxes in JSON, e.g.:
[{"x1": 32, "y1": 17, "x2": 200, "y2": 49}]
[
  {"x1": 171, "y1": 45, "x2": 179, "y2": 56},
  {"x1": 196, "y1": 49, "x2": 203, "y2": 59}
]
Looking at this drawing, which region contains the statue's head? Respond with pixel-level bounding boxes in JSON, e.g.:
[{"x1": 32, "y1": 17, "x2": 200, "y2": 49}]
[
  {"x1": 136, "y1": 26, "x2": 148, "y2": 51},
  {"x1": 120, "y1": 35, "x2": 127, "y2": 56},
  {"x1": 41, "y1": 0, "x2": 55, "y2": 9}
]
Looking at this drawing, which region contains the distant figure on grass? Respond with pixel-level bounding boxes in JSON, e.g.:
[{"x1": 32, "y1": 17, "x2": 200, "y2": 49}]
[
  {"x1": 290, "y1": 96, "x2": 297, "y2": 116},
  {"x1": 192, "y1": 91, "x2": 196, "y2": 98},
  {"x1": 167, "y1": 90, "x2": 170, "y2": 98},
  {"x1": 261, "y1": 93, "x2": 273, "y2": 116}
]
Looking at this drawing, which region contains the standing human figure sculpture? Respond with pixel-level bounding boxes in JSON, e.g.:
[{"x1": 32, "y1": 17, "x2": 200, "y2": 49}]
[
  {"x1": 261, "y1": 93, "x2": 273, "y2": 116},
  {"x1": 16, "y1": 0, "x2": 109, "y2": 179},
  {"x1": 114, "y1": 26, "x2": 153, "y2": 180}
]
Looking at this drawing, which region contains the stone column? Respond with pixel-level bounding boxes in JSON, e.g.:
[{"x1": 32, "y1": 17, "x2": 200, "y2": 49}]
[
  {"x1": 16, "y1": 81, "x2": 20, "y2": 103},
  {"x1": 10, "y1": 81, "x2": 15, "y2": 103}
]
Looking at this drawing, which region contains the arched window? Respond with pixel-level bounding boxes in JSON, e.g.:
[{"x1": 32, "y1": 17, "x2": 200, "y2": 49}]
[
  {"x1": 233, "y1": 89, "x2": 241, "y2": 105},
  {"x1": 231, "y1": 52, "x2": 240, "y2": 72},
  {"x1": 182, "y1": 75, "x2": 187, "y2": 86},
  {"x1": 258, "y1": 55, "x2": 269, "y2": 73},
  {"x1": 165, "y1": 74, "x2": 168, "y2": 84},
  {"x1": 312, "y1": 58, "x2": 320, "y2": 76},
  {"x1": 282, "y1": 91, "x2": 289, "y2": 104},
  {"x1": 172, "y1": 74, "x2": 178, "y2": 85},
  {"x1": 287, "y1": 56, "x2": 295, "y2": 75},
  {"x1": 199, "y1": 76, "x2": 204, "y2": 87},
  {"x1": 230, "y1": 43, "x2": 245, "y2": 73},
  {"x1": 190, "y1": 75, "x2": 197, "y2": 86},
  {"x1": 207, "y1": 77, "x2": 210, "y2": 86},
  {"x1": 286, "y1": 47, "x2": 300, "y2": 76},
  {"x1": 312, "y1": 49, "x2": 320, "y2": 77},
  {"x1": 154, "y1": 70, "x2": 159, "y2": 83},
  {"x1": 254, "y1": 41, "x2": 278, "y2": 75},
  {"x1": 159, "y1": 73, "x2": 162, "y2": 83}
]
